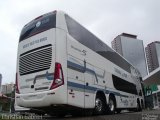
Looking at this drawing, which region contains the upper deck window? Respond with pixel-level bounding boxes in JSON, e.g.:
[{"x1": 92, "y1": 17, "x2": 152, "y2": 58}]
[
  {"x1": 65, "y1": 14, "x2": 131, "y2": 73},
  {"x1": 19, "y1": 12, "x2": 56, "y2": 42}
]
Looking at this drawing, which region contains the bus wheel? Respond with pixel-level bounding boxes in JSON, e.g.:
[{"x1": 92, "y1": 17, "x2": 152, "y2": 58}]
[
  {"x1": 141, "y1": 100, "x2": 144, "y2": 110},
  {"x1": 108, "y1": 96, "x2": 116, "y2": 114},
  {"x1": 136, "y1": 100, "x2": 142, "y2": 112},
  {"x1": 94, "y1": 95, "x2": 105, "y2": 115}
]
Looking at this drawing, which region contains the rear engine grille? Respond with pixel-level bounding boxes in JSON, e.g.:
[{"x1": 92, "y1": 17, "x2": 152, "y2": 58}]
[{"x1": 19, "y1": 45, "x2": 52, "y2": 75}]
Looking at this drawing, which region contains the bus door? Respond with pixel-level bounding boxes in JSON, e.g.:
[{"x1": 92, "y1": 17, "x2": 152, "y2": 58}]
[{"x1": 84, "y1": 62, "x2": 95, "y2": 108}]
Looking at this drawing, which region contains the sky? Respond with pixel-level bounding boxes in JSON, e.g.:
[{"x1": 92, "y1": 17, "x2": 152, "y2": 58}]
[{"x1": 0, "y1": 0, "x2": 160, "y2": 84}]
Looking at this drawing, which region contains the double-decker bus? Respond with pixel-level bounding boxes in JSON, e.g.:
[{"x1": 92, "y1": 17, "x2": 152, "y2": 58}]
[{"x1": 15, "y1": 10, "x2": 144, "y2": 116}]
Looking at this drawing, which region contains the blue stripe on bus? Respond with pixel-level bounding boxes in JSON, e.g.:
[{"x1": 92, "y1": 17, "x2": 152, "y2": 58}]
[
  {"x1": 67, "y1": 60, "x2": 128, "y2": 98},
  {"x1": 67, "y1": 61, "x2": 85, "y2": 73},
  {"x1": 68, "y1": 81, "x2": 97, "y2": 92},
  {"x1": 67, "y1": 60, "x2": 98, "y2": 82},
  {"x1": 67, "y1": 81, "x2": 128, "y2": 98}
]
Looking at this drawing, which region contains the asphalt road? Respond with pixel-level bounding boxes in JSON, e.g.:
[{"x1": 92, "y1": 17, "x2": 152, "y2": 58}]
[
  {"x1": 43, "y1": 110, "x2": 160, "y2": 120},
  {"x1": 1, "y1": 110, "x2": 160, "y2": 120}
]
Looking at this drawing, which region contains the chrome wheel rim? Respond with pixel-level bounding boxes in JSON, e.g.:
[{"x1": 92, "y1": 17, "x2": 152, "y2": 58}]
[
  {"x1": 109, "y1": 99, "x2": 114, "y2": 111},
  {"x1": 95, "y1": 98, "x2": 102, "y2": 112}
]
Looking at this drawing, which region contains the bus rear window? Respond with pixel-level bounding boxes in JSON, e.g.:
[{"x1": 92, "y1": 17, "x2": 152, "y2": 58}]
[{"x1": 19, "y1": 12, "x2": 56, "y2": 42}]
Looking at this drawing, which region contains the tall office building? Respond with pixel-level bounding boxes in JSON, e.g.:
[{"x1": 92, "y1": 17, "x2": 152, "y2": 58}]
[
  {"x1": 145, "y1": 41, "x2": 160, "y2": 73},
  {"x1": 111, "y1": 33, "x2": 148, "y2": 78},
  {"x1": 1, "y1": 83, "x2": 14, "y2": 94}
]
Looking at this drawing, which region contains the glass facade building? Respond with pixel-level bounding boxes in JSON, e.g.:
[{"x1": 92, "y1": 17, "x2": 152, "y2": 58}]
[
  {"x1": 145, "y1": 41, "x2": 160, "y2": 73},
  {"x1": 112, "y1": 33, "x2": 148, "y2": 78}
]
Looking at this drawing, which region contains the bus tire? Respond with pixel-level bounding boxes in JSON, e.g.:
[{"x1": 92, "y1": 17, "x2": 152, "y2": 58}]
[
  {"x1": 136, "y1": 100, "x2": 142, "y2": 112},
  {"x1": 108, "y1": 96, "x2": 116, "y2": 114},
  {"x1": 141, "y1": 100, "x2": 144, "y2": 110},
  {"x1": 94, "y1": 94, "x2": 106, "y2": 115}
]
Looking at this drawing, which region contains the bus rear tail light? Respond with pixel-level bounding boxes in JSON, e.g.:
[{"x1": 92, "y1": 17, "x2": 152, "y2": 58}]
[
  {"x1": 15, "y1": 73, "x2": 20, "y2": 94},
  {"x1": 50, "y1": 63, "x2": 64, "y2": 90}
]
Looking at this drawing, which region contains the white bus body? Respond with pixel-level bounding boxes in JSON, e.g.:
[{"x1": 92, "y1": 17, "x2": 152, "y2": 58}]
[
  {"x1": 14, "y1": 98, "x2": 45, "y2": 115},
  {"x1": 16, "y1": 11, "x2": 144, "y2": 115},
  {"x1": 14, "y1": 99, "x2": 30, "y2": 113}
]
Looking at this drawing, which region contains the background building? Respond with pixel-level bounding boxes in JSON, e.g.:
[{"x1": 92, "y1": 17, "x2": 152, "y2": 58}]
[
  {"x1": 145, "y1": 41, "x2": 160, "y2": 73},
  {"x1": 144, "y1": 41, "x2": 160, "y2": 109},
  {"x1": 1, "y1": 83, "x2": 14, "y2": 95},
  {"x1": 111, "y1": 33, "x2": 148, "y2": 78}
]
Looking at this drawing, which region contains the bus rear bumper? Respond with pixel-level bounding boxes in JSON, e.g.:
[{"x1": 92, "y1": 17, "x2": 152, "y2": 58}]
[{"x1": 15, "y1": 88, "x2": 67, "y2": 108}]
